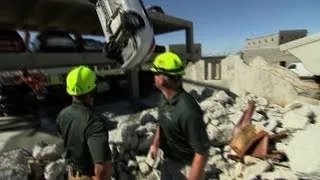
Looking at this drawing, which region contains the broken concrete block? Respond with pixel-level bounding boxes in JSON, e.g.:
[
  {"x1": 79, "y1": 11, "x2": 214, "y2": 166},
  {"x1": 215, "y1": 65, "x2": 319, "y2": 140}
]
[
  {"x1": 285, "y1": 101, "x2": 304, "y2": 110},
  {"x1": 109, "y1": 121, "x2": 139, "y2": 150},
  {"x1": 234, "y1": 162, "x2": 244, "y2": 178},
  {"x1": 208, "y1": 147, "x2": 219, "y2": 157},
  {"x1": 261, "y1": 168, "x2": 298, "y2": 180},
  {"x1": 256, "y1": 96, "x2": 269, "y2": 106},
  {"x1": 200, "y1": 99, "x2": 216, "y2": 112},
  {"x1": 243, "y1": 161, "x2": 273, "y2": 179},
  {"x1": 44, "y1": 159, "x2": 67, "y2": 180},
  {"x1": 251, "y1": 112, "x2": 265, "y2": 122},
  {"x1": 211, "y1": 119, "x2": 220, "y2": 126},
  {"x1": 207, "y1": 154, "x2": 225, "y2": 168},
  {"x1": 139, "y1": 111, "x2": 157, "y2": 125},
  {"x1": 275, "y1": 127, "x2": 287, "y2": 134},
  {"x1": 243, "y1": 156, "x2": 261, "y2": 165},
  {"x1": 40, "y1": 143, "x2": 64, "y2": 161},
  {"x1": 138, "y1": 162, "x2": 151, "y2": 175},
  {"x1": 127, "y1": 160, "x2": 138, "y2": 171},
  {"x1": 212, "y1": 90, "x2": 233, "y2": 104},
  {"x1": 285, "y1": 123, "x2": 320, "y2": 179},
  {"x1": 212, "y1": 102, "x2": 228, "y2": 118},
  {"x1": 282, "y1": 111, "x2": 310, "y2": 130},
  {"x1": 228, "y1": 111, "x2": 244, "y2": 125},
  {"x1": 135, "y1": 126, "x2": 148, "y2": 136},
  {"x1": 206, "y1": 124, "x2": 233, "y2": 147}
]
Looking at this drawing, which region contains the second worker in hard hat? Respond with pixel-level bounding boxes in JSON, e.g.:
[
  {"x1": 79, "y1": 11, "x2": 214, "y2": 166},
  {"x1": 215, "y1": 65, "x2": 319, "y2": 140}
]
[
  {"x1": 56, "y1": 65, "x2": 112, "y2": 180},
  {"x1": 149, "y1": 52, "x2": 210, "y2": 180}
]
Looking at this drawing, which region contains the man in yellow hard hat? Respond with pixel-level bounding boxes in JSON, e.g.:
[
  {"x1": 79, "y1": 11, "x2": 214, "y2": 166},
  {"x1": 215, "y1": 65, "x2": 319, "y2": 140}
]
[
  {"x1": 149, "y1": 52, "x2": 210, "y2": 180},
  {"x1": 56, "y1": 65, "x2": 112, "y2": 180}
]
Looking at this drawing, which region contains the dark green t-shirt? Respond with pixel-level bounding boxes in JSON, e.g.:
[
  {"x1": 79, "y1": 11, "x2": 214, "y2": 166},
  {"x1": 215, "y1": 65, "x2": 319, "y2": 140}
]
[
  {"x1": 56, "y1": 100, "x2": 111, "y2": 175},
  {"x1": 158, "y1": 89, "x2": 210, "y2": 164}
]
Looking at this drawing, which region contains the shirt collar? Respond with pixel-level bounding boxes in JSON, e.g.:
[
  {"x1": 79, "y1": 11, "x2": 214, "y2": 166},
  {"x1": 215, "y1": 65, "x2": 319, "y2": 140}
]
[
  {"x1": 71, "y1": 99, "x2": 95, "y2": 110},
  {"x1": 162, "y1": 88, "x2": 183, "y2": 105}
]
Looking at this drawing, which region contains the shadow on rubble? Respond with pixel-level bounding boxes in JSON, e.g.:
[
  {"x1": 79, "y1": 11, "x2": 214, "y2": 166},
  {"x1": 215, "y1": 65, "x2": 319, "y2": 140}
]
[
  {"x1": 183, "y1": 79, "x2": 238, "y2": 103},
  {"x1": 189, "y1": 86, "x2": 238, "y2": 104}
]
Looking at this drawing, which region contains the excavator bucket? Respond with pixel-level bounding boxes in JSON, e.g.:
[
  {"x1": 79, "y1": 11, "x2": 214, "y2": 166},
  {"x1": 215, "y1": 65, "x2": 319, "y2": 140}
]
[{"x1": 90, "y1": 0, "x2": 155, "y2": 70}]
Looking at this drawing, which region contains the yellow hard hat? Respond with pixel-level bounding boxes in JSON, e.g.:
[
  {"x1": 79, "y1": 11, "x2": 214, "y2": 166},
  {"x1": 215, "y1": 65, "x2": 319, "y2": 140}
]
[
  {"x1": 150, "y1": 52, "x2": 185, "y2": 76},
  {"x1": 66, "y1": 65, "x2": 96, "y2": 96}
]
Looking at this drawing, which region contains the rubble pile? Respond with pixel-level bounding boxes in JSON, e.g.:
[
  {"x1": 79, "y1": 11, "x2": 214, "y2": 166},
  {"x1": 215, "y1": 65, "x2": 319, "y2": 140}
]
[{"x1": 1, "y1": 90, "x2": 320, "y2": 180}]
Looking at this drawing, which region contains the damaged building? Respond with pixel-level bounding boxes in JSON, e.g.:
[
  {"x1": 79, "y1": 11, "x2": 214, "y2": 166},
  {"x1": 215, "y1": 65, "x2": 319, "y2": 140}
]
[{"x1": 242, "y1": 29, "x2": 308, "y2": 67}]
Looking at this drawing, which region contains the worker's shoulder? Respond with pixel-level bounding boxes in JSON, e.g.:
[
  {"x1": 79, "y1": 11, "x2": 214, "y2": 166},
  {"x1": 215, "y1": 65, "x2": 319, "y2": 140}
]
[
  {"x1": 178, "y1": 90, "x2": 202, "y2": 113},
  {"x1": 57, "y1": 104, "x2": 74, "y2": 117},
  {"x1": 57, "y1": 104, "x2": 91, "y2": 118}
]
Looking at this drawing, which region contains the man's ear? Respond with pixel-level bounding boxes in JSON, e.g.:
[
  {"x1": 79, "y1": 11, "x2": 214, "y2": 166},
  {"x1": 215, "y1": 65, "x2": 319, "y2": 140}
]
[{"x1": 158, "y1": 74, "x2": 166, "y2": 85}]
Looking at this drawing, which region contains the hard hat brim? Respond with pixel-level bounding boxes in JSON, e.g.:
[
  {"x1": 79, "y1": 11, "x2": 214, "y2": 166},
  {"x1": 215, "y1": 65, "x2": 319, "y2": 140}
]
[{"x1": 67, "y1": 84, "x2": 97, "y2": 96}]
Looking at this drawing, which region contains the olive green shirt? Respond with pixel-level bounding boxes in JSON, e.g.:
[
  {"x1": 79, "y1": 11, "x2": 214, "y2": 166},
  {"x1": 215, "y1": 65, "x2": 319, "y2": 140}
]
[
  {"x1": 56, "y1": 100, "x2": 111, "y2": 175},
  {"x1": 158, "y1": 89, "x2": 210, "y2": 164}
]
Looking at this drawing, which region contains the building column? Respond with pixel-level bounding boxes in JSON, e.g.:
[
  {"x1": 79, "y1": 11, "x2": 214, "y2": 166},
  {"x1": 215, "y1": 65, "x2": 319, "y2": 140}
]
[
  {"x1": 128, "y1": 68, "x2": 140, "y2": 100},
  {"x1": 186, "y1": 26, "x2": 195, "y2": 61}
]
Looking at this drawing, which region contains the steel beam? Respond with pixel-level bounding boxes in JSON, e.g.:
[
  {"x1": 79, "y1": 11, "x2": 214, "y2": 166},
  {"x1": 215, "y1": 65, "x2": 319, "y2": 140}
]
[{"x1": 0, "y1": 53, "x2": 115, "y2": 71}]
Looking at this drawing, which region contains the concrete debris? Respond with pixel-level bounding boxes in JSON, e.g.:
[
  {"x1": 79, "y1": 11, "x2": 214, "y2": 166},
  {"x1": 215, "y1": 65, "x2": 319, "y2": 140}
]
[
  {"x1": 1, "y1": 89, "x2": 320, "y2": 179},
  {"x1": 282, "y1": 111, "x2": 310, "y2": 130},
  {"x1": 212, "y1": 90, "x2": 234, "y2": 105},
  {"x1": 138, "y1": 161, "x2": 152, "y2": 175},
  {"x1": 0, "y1": 148, "x2": 30, "y2": 180},
  {"x1": 44, "y1": 159, "x2": 66, "y2": 180},
  {"x1": 285, "y1": 123, "x2": 320, "y2": 179}
]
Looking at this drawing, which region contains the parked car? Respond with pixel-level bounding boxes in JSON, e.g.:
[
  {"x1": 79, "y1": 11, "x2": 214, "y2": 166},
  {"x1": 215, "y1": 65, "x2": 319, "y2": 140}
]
[
  {"x1": 82, "y1": 38, "x2": 104, "y2": 52},
  {"x1": 286, "y1": 62, "x2": 314, "y2": 78},
  {"x1": 0, "y1": 29, "x2": 27, "y2": 53},
  {"x1": 31, "y1": 30, "x2": 80, "y2": 52}
]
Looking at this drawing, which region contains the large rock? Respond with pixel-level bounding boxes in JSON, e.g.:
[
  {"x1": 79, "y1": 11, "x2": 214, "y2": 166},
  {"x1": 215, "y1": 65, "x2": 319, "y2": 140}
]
[
  {"x1": 109, "y1": 121, "x2": 139, "y2": 150},
  {"x1": 139, "y1": 111, "x2": 158, "y2": 125},
  {"x1": 212, "y1": 90, "x2": 233, "y2": 105},
  {"x1": 285, "y1": 123, "x2": 320, "y2": 179},
  {"x1": 44, "y1": 159, "x2": 67, "y2": 180},
  {"x1": 206, "y1": 124, "x2": 233, "y2": 147}
]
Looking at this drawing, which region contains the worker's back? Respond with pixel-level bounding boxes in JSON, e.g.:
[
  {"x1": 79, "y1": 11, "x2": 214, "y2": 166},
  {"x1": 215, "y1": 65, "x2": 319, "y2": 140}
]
[{"x1": 56, "y1": 100, "x2": 108, "y2": 176}]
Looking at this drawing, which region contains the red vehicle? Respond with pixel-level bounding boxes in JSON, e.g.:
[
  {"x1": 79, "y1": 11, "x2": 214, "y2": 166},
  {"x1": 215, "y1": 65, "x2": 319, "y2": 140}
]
[{"x1": 0, "y1": 29, "x2": 27, "y2": 53}]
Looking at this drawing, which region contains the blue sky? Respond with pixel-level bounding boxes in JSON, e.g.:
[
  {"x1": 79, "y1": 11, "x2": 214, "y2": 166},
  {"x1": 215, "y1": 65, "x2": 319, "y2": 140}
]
[
  {"x1": 22, "y1": 0, "x2": 320, "y2": 56},
  {"x1": 143, "y1": 0, "x2": 320, "y2": 55}
]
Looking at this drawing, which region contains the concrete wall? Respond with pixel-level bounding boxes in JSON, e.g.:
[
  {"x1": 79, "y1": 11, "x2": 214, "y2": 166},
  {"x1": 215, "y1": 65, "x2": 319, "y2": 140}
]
[
  {"x1": 245, "y1": 34, "x2": 279, "y2": 49},
  {"x1": 245, "y1": 30, "x2": 307, "y2": 49},
  {"x1": 183, "y1": 55, "x2": 319, "y2": 106},
  {"x1": 242, "y1": 48, "x2": 301, "y2": 66}
]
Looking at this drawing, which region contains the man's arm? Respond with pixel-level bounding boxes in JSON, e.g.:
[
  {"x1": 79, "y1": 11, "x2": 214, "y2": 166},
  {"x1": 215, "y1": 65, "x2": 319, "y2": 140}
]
[
  {"x1": 152, "y1": 126, "x2": 161, "y2": 147},
  {"x1": 86, "y1": 117, "x2": 113, "y2": 180},
  {"x1": 150, "y1": 126, "x2": 161, "y2": 159},
  {"x1": 188, "y1": 153, "x2": 207, "y2": 180},
  {"x1": 92, "y1": 162, "x2": 112, "y2": 180},
  {"x1": 183, "y1": 110, "x2": 210, "y2": 180}
]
